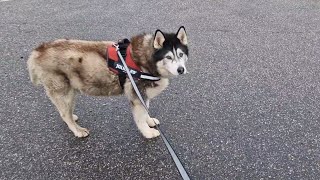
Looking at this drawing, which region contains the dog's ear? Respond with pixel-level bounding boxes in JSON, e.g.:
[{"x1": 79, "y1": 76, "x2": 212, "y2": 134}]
[
  {"x1": 153, "y1": 30, "x2": 165, "y2": 49},
  {"x1": 176, "y1": 26, "x2": 187, "y2": 45}
]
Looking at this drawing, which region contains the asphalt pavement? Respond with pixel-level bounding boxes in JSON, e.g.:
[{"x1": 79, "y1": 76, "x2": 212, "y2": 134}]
[{"x1": 1, "y1": 0, "x2": 320, "y2": 179}]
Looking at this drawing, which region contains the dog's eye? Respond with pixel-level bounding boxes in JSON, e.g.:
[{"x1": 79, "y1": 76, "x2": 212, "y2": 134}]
[
  {"x1": 166, "y1": 56, "x2": 172, "y2": 60},
  {"x1": 179, "y1": 53, "x2": 184, "y2": 57}
]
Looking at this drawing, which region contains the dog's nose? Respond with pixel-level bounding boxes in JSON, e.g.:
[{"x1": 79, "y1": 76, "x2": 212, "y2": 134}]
[{"x1": 177, "y1": 67, "x2": 185, "y2": 75}]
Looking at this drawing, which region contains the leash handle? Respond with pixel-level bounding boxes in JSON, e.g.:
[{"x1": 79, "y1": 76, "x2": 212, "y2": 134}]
[{"x1": 114, "y1": 44, "x2": 190, "y2": 180}]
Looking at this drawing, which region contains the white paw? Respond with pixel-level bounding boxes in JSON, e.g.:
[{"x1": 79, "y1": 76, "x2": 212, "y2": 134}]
[
  {"x1": 72, "y1": 114, "x2": 79, "y2": 121},
  {"x1": 73, "y1": 127, "x2": 89, "y2": 138},
  {"x1": 142, "y1": 128, "x2": 160, "y2": 139},
  {"x1": 147, "y1": 118, "x2": 160, "y2": 127}
]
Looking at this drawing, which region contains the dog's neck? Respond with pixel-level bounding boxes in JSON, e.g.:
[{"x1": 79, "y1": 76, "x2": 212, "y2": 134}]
[{"x1": 130, "y1": 34, "x2": 161, "y2": 77}]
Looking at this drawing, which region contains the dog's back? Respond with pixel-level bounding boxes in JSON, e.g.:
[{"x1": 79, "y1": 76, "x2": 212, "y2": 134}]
[{"x1": 27, "y1": 39, "x2": 123, "y2": 96}]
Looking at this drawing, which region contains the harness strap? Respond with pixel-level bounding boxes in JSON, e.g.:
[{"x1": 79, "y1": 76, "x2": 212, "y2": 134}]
[
  {"x1": 107, "y1": 60, "x2": 160, "y2": 81},
  {"x1": 118, "y1": 38, "x2": 130, "y2": 60},
  {"x1": 118, "y1": 39, "x2": 130, "y2": 89}
]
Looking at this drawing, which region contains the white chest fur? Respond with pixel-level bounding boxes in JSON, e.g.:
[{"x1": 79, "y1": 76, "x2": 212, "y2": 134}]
[{"x1": 146, "y1": 78, "x2": 169, "y2": 99}]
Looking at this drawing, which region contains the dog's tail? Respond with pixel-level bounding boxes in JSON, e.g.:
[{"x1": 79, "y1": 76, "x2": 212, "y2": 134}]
[{"x1": 27, "y1": 51, "x2": 42, "y2": 86}]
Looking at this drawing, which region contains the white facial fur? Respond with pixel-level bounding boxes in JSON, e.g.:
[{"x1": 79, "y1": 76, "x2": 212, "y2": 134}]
[{"x1": 157, "y1": 47, "x2": 188, "y2": 76}]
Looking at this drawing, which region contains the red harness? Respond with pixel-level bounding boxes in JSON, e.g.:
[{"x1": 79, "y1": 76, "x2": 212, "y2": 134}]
[
  {"x1": 107, "y1": 44, "x2": 142, "y2": 74},
  {"x1": 106, "y1": 41, "x2": 160, "y2": 89}
]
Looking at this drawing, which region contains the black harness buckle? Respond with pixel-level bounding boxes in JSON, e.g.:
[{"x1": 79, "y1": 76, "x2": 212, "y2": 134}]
[{"x1": 117, "y1": 39, "x2": 130, "y2": 89}]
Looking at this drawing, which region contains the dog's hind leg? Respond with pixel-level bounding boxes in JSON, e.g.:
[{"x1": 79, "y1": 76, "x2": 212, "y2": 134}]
[
  {"x1": 71, "y1": 96, "x2": 79, "y2": 122},
  {"x1": 44, "y1": 75, "x2": 89, "y2": 138},
  {"x1": 131, "y1": 100, "x2": 160, "y2": 138}
]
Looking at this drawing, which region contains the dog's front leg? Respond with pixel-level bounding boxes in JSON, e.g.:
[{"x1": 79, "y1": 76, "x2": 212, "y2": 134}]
[{"x1": 131, "y1": 100, "x2": 160, "y2": 138}]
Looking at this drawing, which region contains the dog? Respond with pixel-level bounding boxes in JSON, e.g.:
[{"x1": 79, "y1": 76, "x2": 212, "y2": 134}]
[{"x1": 27, "y1": 26, "x2": 188, "y2": 139}]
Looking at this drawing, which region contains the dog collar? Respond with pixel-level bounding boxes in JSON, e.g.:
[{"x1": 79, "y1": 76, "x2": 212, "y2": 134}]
[{"x1": 107, "y1": 39, "x2": 160, "y2": 88}]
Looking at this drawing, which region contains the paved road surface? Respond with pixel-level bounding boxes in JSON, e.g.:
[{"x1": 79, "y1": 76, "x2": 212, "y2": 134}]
[{"x1": 1, "y1": 0, "x2": 320, "y2": 179}]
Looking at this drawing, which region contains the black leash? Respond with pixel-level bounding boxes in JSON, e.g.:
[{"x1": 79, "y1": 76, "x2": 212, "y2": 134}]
[{"x1": 113, "y1": 44, "x2": 191, "y2": 180}]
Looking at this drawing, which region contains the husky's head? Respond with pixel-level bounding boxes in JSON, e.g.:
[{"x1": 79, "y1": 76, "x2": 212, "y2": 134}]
[{"x1": 153, "y1": 26, "x2": 188, "y2": 77}]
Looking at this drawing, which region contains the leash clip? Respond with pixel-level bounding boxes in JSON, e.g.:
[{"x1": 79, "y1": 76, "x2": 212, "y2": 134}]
[{"x1": 113, "y1": 43, "x2": 119, "y2": 51}]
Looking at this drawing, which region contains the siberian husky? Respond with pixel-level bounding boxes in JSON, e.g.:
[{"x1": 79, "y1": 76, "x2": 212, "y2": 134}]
[{"x1": 27, "y1": 26, "x2": 189, "y2": 139}]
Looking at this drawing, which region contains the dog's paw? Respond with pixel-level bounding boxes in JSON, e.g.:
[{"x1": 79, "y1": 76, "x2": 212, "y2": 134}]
[
  {"x1": 73, "y1": 127, "x2": 89, "y2": 138},
  {"x1": 72, "y1": 114, "x2": 79, "y2": 121},
  {"x1": 147, "y1": 118, "x2": 160, "y2": 127},
  {"x1": 142, "y1": 128, "x2": 160, "y2": 139}
]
